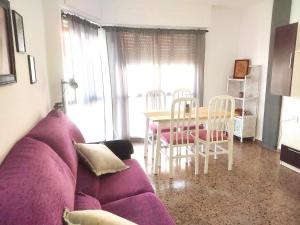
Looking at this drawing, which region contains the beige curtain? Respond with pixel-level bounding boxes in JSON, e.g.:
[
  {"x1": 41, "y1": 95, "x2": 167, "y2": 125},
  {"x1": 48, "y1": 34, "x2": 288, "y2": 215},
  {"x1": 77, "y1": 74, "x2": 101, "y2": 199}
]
[{"x1": 105, "y1": 27, "x2": 206, "y2": 139}]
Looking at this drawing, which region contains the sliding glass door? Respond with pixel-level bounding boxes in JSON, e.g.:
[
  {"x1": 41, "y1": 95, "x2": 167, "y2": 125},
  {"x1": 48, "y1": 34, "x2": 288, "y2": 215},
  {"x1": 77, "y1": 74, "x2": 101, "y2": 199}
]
[
  {"x1": 62, "y1": 13, "x2": 110, "y2": 142},
  {"x1": 105, "y1": 27, "x2": 206, "y2": 139},
  {"x1": 126, "y1": 62, "x2": 196, "y2": 138}
]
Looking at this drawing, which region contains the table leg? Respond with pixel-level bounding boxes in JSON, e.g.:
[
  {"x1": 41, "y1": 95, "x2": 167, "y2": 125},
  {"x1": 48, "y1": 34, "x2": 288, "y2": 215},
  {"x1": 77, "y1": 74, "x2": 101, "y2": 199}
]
[
  {"x1": 154, "y1": 123, "x2": 161, "y2": 175},
  {"x1": 144, "y1": 118, "x2": 149, "y2": 158}
]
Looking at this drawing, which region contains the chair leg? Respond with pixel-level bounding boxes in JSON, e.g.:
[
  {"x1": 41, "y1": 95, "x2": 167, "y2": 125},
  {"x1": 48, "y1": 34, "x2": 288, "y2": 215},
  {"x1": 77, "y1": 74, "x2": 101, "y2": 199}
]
[
  {"x1": 214, "y1": 144, "x2": 217, "y2": 160},
  {"x1": 158, "y1": 148, "x2": 161, "y2": 168},
  {"x1": 151, "y1": 132, "x2": 155, "y2": 160},
  {"x1": 169, "y1": 146, "x2": 174, "y2": 179},
  {"x1": 204, "y1": 143, "x2": 209, "y2": 174},
  {"x1": 195, "y1": 143, "x2": 199, "y2": 175},
  {"x1": 228, "y1": 140, "x2": 233, "y2": 171},
  {"x1": 186, "y1": 147, "x2": 188, "y2": 164},
  {"x1": 144, "y1": 118, "x2": 149, "y2": 158}
]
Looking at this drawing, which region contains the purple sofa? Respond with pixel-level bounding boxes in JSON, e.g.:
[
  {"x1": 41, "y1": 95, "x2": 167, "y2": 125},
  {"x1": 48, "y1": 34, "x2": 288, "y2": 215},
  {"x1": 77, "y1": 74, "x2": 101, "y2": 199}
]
[{"x1": 0, "y1": 110, "x2": 175, "y2": 225}]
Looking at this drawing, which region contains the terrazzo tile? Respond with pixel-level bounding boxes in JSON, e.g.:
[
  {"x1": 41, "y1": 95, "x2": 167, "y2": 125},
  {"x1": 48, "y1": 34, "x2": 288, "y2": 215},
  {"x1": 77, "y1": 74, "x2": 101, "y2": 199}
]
[{"x1": 133, "y1": 141, "x2": 300, "y2": 225}]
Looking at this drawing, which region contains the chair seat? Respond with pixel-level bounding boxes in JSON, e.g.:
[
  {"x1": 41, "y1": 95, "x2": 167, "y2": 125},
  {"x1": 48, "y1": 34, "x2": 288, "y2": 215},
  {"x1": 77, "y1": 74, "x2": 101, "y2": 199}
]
[
  {"x1": 161, "y1": 132, "x2": 195, "y2": 145},
  {"x1": 149, "y1": 123, "x2": 173, "y2": 133},
  {"x1": 183, "y1": 124, "x2": 204, "y2": 131},
  {"x1": 196, "y1": 130, "x2": 228, "y2": 142}
]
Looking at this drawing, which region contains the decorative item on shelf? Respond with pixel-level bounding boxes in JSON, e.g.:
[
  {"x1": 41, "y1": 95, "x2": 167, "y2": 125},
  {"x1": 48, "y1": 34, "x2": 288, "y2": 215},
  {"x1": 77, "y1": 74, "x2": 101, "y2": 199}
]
[
  {"x1": 0, "y1": 0, "x2": 16, "y2": 86},
  {"x1": 233, "y1": 59, "x2": 250, "y2": 79},
  {"x1": 27, "y1": 55, "x2": 36, "y2": 84},
  {"x1": 185, "y1": 103, "x2": 190, "y2": 114},
  {"x1": 53, "y1": 78, "x2": 79, "y2": 112},
  {"x1": 239, "y1": 91, "x2": 244, "y2": 98},
  {"x1": 235, "y1": 108, "x2": 252, "y2": 116},
  {"x1": 12, "y1": 10, "x2": 26, "y2": 53}
]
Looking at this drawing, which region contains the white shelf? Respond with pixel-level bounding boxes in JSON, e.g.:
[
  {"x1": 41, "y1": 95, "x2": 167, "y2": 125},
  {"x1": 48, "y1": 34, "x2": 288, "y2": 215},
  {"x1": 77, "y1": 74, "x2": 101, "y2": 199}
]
[{"x1": 227, "y1": 64, "x2": 261, "y2": 142}]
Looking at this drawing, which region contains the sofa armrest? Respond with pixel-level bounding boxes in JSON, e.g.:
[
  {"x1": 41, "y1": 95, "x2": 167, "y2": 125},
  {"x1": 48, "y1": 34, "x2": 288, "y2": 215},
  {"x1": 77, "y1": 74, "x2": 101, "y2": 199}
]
[{"x1": 103, "y1": 140, "x2": 134, "y2": 160}]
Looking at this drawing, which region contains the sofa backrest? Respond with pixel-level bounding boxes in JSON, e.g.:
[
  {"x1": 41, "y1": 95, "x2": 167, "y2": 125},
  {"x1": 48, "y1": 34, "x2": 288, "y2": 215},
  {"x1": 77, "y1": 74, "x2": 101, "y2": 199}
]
[
  {"x1": 27, "y1": 110, "x2": 85, "y2": 177},
  {"x1": 0, "y1": 137, "x2": 75, "y2": 225}
]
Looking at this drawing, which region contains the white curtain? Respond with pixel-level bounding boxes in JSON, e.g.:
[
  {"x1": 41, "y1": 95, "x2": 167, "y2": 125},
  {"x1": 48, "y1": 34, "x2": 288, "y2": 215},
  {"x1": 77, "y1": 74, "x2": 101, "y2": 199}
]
[
  {"x1": 62, "y1": 13, "x2": 112, "y2": 142},
  {"x1": 105, "y1": 27, "x2": 206, "y2": 139}
]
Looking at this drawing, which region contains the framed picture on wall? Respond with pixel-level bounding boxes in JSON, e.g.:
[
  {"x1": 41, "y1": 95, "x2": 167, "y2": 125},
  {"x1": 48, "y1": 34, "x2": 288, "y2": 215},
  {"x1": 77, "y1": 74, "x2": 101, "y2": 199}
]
[
  {"x1": 0, "y1": 0, "x2": 17, "y2": 85},
  {"x1": 28, "y1": 55, "x2": 37, "y2": 84},
  {"x1": 12, "y1": 10, "x2": 26, "y2": 53},
  {"x1": 233, "y1": 59, "x2": 250, "y2": 79}
]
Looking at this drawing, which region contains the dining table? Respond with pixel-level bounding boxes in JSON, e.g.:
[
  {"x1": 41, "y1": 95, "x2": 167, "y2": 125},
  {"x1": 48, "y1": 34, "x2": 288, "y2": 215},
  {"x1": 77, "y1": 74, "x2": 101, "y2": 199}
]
[{"x1": 144, "y1": 107, "x2": 234, "y2": 175}]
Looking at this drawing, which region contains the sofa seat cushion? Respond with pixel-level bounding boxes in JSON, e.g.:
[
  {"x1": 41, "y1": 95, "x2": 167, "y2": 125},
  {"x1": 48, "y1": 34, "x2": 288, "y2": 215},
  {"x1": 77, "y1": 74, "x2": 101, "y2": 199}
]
[
  {"x1": 76, "y1": 159, "x2": 154, "y2": 204},
  {"x1": 27, "y1": 110, "x2": 85, "y2": 177},
  {"x1": 75, "y1": 192, "x2": 102, "y2": 210},
  {"x1": 102, "y1": 193, "x2": 175, "y2": 225},
  {"x1": 0, "y1": 137, "x2": 75, "y2": 225}
]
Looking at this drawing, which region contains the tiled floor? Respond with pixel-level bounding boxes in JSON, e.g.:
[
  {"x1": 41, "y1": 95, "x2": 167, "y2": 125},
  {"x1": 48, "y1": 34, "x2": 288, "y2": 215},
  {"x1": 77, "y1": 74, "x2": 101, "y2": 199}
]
[{"x1": 132, "y1": 141, "x2": 300, "y2": 225}]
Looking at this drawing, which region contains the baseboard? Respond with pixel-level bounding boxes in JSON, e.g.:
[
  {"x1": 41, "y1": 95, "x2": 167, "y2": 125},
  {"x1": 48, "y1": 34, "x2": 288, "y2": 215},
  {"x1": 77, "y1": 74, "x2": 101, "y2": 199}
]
[{"x1": 280, "y1": 161, "x2": 300, "y2": 174}]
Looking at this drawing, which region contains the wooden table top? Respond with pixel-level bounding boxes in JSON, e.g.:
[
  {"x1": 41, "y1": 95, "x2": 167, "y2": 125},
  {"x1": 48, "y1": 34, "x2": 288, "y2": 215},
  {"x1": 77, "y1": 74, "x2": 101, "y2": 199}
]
[{"x1": 144, "y1": 107, "x2": 233, "y2": 122}]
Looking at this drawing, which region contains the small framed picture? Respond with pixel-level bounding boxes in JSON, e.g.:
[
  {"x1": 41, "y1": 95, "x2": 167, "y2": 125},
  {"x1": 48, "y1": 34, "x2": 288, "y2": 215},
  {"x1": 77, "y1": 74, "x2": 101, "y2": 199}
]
[
  {"x1": 12, "y1": 10, "x2": 26, "y2": 53},
  {"x1": 28, "y1": 55, "x2": 37, "y2": 84},
  {"x1": 0, "y1": 0, "x2": 17, "y2": 85},
  {"x1": 233, "y1": 59, "x2": 250, "y2": 79}
]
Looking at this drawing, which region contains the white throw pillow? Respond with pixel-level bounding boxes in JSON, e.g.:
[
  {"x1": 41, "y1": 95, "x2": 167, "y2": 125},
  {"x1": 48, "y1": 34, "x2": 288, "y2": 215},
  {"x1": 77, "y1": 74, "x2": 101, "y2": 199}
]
[
  {"x1": 74, "y1": 143, "x2": 129, "y2": 176},
  {"x1": 63, "y1": 209, "x2": 137, "y2": 225}
]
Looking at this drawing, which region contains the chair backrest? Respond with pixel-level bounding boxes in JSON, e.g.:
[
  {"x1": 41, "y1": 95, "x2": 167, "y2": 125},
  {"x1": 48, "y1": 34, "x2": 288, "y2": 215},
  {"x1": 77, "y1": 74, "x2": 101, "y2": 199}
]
[
  {"x1": 146, "y1": 90, "x2": 167, "y2": 111},
  {"x1": 206, "y1": 95, "x2": 235, "y2": 142},
  {"x1": 172, "y1": 89, "x2": 193, "y2": 100},
  {"x1": 170, "y1": 97, "x2": 199, "y2": 146}
]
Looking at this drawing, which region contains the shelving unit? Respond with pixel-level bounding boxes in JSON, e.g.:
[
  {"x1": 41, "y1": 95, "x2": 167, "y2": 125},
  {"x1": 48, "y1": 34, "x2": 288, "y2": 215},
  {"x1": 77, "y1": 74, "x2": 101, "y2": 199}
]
[{"x1": 227, "y1": 65, "x2": 261, "y2": 142}]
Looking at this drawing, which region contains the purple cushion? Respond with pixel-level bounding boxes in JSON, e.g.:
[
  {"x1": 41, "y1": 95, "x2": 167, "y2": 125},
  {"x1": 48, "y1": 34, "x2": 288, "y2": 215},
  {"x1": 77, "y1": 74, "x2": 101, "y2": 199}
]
[
  {"x1": 75, "y1": 192, "x2": 101, "y2": 210},
  {"x1": 103, "y1": 193, "x2": 175, "y2": 225},
  {"x1": 0, "y1": 137, "x2": 75, "y2": 225},
  {"x1": 149, "y1": 123, "x2": 173, "y2": 133},
  {"x1": 161, "y1": 131, "x2": 195, "y2": 145},
  {"x1": 76, "y1": 159, "x2": 154, "y2": 204},
  {"x1": 27, "y1": 110, "x2": 84, "y2": 177}
]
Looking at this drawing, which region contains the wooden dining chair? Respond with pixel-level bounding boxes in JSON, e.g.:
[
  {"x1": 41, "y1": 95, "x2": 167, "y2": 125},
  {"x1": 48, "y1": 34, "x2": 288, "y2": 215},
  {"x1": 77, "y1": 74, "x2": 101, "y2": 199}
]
[
  {"x1": 158, "y1": 97, "x2": 200, "y2": 179},
  {"x1": 172, "y1": 88, "x2": 193, "y2": 100},
  {"x1": 173, "y1": 88, "x2": 204, "y2": 133},
  {"x1": 197, "y1": 95, "x2": 235, "y2": 174},
  {"x1": 145, "y1": 90, "x2": 168, "y2": 159}
]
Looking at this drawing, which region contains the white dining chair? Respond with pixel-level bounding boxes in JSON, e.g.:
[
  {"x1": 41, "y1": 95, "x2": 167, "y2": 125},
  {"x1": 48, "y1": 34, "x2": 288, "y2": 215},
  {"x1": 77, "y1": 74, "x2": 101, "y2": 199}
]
[
  {"x1": 144, "y1": 90, "x2": 168, "y2": 159},
  {"x1": 173, "y1": 88, "x2": 203, "y2": 141},
  {"x1": 172, "y1": 88, "x2": 193, "y2": 100},
  {"x1": 158, "y1": 97, "x2": 200, "y2": 179},
  {"x1": 197, "y1": 95, "x2": 235, "y2": 174}
]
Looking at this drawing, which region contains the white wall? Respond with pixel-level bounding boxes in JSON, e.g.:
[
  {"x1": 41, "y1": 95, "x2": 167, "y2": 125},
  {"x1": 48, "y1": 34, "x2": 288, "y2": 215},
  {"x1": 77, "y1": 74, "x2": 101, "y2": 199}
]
[
  {"x1": 204, "y1": 6, "x2": 241, "y2": 105},
  {"x1": 0, "y1": 0, "x2": 50, "y2": 164},
  {"x1": 42, "y1": 0, "x2": 64, "y2": 107},
  {"x1": 237, "y1": 0, "x2": 273, "y2": 140},
  {"x1": 279, "y1": 0, "x2": 300, "y2": 148},
  {"x1": 66, "y1": 0, "x2": 211, "y2": 28}
]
